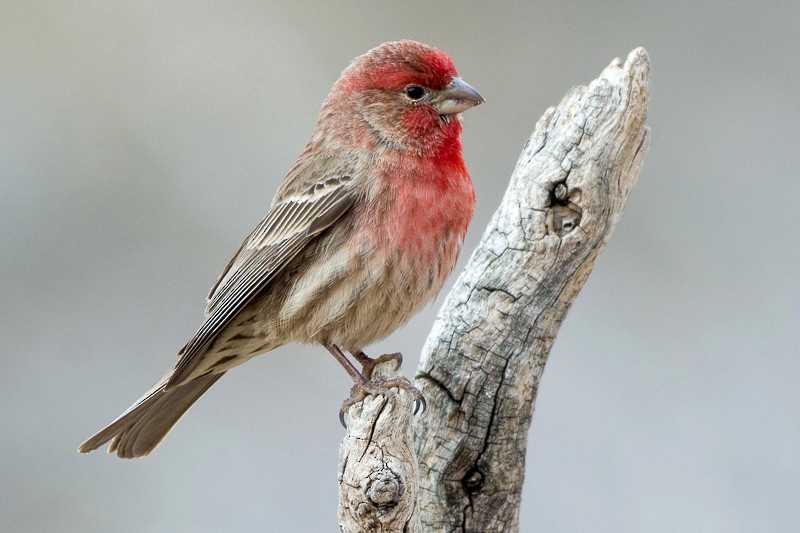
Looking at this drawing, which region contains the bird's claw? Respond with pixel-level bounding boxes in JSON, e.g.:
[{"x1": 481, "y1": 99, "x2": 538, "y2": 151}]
[
  {"x1": 413, "y1": 394, "x2": 426, "y2": 416},
  {"x1": 338, "y1": 376, "x2": 425, "y2": 428}
]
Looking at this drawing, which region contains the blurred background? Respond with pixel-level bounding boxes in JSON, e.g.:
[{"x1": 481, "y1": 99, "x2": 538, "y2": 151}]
[{"x1": 2, "y1": 1, "x2": 798, "y2": 531}]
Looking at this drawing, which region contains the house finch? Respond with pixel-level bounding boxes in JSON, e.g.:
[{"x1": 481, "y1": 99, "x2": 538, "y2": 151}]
[{"x1": 79, "y1": 40, "x2": 483, "y2": 458}]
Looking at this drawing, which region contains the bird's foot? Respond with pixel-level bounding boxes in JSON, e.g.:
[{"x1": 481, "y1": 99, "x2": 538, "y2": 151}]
[
  {"x1": 352, "y1": 351, "x2": 403, "y2": 379},
  {"x1": 339, "y1": 375, "x2": 425, "y2": 428}
]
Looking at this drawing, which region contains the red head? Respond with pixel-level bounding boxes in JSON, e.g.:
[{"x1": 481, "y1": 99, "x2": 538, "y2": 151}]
[
  {"x1": 339, "y1": 41, "x2": 459, "y2": 94},
  {"x1": 321, "y1": 41, "x2": 484, "y2": 155}
]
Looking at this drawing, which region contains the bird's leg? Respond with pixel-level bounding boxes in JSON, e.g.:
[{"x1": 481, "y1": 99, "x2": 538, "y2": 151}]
[
  {"x1": 324, "y1": 343, "x2": 424, "y2": 427},
  {"x1": 324, "y1": 342, "x2": 368, "y2": 384},
  {"x1": 352, "y1": 350, "x2": 403, "y2": 379}
]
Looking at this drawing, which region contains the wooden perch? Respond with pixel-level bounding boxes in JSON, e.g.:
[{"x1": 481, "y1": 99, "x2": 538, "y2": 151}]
[
  {"x1": 338, "y1": 360, "x2": 421, "y2": 532},
  {"x1": 338, "y1": 48, "x2": 651, "y2": 532}
]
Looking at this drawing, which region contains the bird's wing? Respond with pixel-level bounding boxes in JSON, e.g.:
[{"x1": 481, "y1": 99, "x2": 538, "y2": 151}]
[{"x1": 167, "y1": 173, "x2": 357, "y2": 388}]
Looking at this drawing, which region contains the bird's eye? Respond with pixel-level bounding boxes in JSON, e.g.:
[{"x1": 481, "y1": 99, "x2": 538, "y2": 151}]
[{"x1": 404, "y1": 85, "x2": 425, "y2": 100}]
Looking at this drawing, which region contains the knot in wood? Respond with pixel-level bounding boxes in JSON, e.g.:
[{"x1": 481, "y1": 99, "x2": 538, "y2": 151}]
[
  {"x1": 365, "y1": 470, "x2": 403, "y2": 508},
  {"x1": 462, "y1": 468, "x2": 484, "y2": 493},
  {"x1": 547, "y1": 182, "x2": 583, "y2": 236},
  {"x1": 554, "y1": 182, "x2": 569, "y2": 202},
  {"x1": 550, "y1": 204, "x2": 582, "y2": 235}
]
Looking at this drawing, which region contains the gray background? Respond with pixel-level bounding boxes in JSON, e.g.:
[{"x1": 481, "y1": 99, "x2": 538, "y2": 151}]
[{"x1": 2, "y1": 1, "x2": 798, "y2": 531}]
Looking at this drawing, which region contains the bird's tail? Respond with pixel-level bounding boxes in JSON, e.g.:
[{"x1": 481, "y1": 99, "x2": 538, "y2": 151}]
[{"x1": 78, "y1": 371, "x2": 224, "y2": 458}]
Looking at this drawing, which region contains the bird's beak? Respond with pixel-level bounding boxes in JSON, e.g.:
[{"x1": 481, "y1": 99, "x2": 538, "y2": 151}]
[{"x1": 436, "y1": 77, "x2": 485, "y2": 115}]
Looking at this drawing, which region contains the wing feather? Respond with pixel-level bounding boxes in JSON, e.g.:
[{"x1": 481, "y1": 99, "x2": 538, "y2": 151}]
[{"x1": 168, "y1": 175, "x2": 356, "y2": 388}]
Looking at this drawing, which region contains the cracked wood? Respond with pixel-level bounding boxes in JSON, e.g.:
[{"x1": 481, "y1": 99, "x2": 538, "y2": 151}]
[
  {"x1": 338, "y1": 361, "x2": 421, "y2": 532},
  {"x1": 413, "y1": 48, "x2": 651, "y2": 532}
]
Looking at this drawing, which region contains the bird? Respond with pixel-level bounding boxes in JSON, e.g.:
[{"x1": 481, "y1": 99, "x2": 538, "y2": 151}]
[{"x1": 78, "y1": 40, "x2": 484, "y2": 458}]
